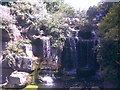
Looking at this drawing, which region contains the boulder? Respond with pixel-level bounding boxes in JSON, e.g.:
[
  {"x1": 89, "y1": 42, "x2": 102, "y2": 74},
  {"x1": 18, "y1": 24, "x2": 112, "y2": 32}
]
[
  {"x1": 76, "y1": 67, "x2": 95, "y2": 78},
  {"x1": 31, "y1": 36, "x2": 52, "y2": 61},
  {"x1": 1, "y1": 55, "x2": 34, "y2": 84},
  {"x1": 15, "y1": 56, "x2": 34, "y2": 73},
  {"x1": 2, "y1": 59, "x2": 14, "y2": 84},
  {"x1": 4, "y1": 71, "x2": 31, "y2": 89}
]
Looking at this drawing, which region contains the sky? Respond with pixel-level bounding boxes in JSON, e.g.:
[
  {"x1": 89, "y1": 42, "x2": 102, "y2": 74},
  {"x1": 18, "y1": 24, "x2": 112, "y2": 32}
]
[{"x1": 64, "y1": 0, "x2": 102, "y2": 10}]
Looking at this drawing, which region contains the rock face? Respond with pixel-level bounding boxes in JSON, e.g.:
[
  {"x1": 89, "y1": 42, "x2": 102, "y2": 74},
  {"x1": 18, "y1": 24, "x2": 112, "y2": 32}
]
[
  {"x1": 31, "y1": 36, "x2": 52, "y2": 62},
  {"x1": 4, "y1": 71, "x2": 31, "y2": 89},
  {"x1": 1, "y1": 55, "x2": 34, "y2": 84},
  {"x1": 2, "y1": 29, "x2": 11, "y2": 51},
  {"x1": 0, "y1": 4, "x2": 42, "y2": 89},
  {"x1": 15, "y1": 57, "x2": 34, "y2": 73},
  {"x1": 2, "y1": 29, "x2": 11, "y2": 42},
  {"x1": 61, "y1": 29, "x2": 99, "y2": 76},
  {"x1": 2, "y1": 60, "x2": 14, "y2": 84}
]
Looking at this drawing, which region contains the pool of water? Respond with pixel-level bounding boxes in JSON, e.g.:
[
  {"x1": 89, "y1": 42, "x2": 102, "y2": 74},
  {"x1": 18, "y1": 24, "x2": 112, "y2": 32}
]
[{"x1": 36, "y1": 74, "x2": 103, "y2": 89}]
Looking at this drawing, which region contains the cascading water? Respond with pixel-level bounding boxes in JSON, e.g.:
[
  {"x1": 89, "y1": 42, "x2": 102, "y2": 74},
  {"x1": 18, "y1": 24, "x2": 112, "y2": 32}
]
[
  {"x1": 30, "y1": 36, "x2": 56, "y2": 86},
  {"x1": 61, "y1": 29, "x2": 79, "y2": 75},
  {"x1": 40, "y1": 36, "x2": 52, "y2": 62},
  {"x1": 76, "y1": 39, "x2": 99, "y2": 77},
  {"x1": 30, "y1": 30, "x2": 102, "y2": 88},
  {"x1": 61, "y1": 29, "x2": 99, "y2": 77}
]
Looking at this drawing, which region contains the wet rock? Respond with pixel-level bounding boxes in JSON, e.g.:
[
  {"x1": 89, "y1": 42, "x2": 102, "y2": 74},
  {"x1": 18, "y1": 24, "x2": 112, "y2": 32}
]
[
  {"x1": 2, "y1": 29, "x2": 10, "y2": 42},
  {"x1": 4, "y1": 71, "x2": 31, "y2": 89},
  {"x1": 2, "y1": 59, "x2": 14, "y2": 84},
  {"x1": 76, "y1": 67, "x2": 95, "y2": 77},
  {"x1": 78, "y1": 30, "x2": 96, "y2": 39},
  {"x1": 1, "y1": 53, "x2": 15, "y2": 84},
  {"x1": 31, "y1": 38, "x2": 43, "y2": 57},
  {"x1": 27, "y1": 25, "x2": 47, "y2": 41},
  {"x1": 1, "y1": 55, "x2": 33, "y2": 84},
  {"x1": 15, "y1": 56, "x2": 34, "y2": 73},
  {"x1": 31, "y1": 36, "x2": 52, "y2": 62},
  {"x1": 63, "y1": 69, "x2": 77, "y2": 75}
]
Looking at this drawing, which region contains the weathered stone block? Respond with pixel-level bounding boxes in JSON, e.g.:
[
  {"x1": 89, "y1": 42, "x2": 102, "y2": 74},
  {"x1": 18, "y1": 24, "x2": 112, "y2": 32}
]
[
  {"x1": 15, "y1": 57, "x2": 34, "y2": 73},
  {"x1": 4, "y1": 71, "x2": 31, "y2": 89},
  {"x1": 2, "y1": 60, "x2": 14, "y2": 84}
]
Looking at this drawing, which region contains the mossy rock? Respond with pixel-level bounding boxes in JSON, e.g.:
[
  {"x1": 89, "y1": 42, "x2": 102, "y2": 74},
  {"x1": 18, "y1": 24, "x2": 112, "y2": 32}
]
[{"x1": 25, "y1": 85, "x2": 39, "y2": 90}]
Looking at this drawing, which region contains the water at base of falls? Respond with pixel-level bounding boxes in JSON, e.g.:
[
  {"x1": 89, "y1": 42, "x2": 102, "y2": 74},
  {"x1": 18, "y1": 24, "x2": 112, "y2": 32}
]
[
  {"x1": 39, "y1": 75, "x2": 54, "y2": 86},
  {"x1": 35, "y1": 69, "x2": 103, "y2": 88}
]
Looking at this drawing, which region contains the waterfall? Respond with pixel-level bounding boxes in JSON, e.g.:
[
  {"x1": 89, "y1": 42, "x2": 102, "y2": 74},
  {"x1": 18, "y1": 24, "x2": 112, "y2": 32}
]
[
  {"x1": 61, "y1": 30, "x2": 99, "y2": 76},
  {"x1": 31, "y1": 36, "x2": 56, "y2": 85},
  {"x1": 41, "y1": 37, "x2": 51, "y2": 62},
  {"x1": 61, "y1": 30, "x2": 79, "y2": 75}
]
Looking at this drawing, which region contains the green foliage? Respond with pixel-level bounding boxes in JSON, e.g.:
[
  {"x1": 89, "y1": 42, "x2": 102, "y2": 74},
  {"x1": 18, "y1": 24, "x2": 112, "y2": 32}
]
[
  {"x1": 9, "y1": 0, "x2": 81, "y2": 48},
  {"x1": 98, "y1": 3, "x2": 119, "y2": 39},
  {"x1": 97, "y1": 3, "x2": 120, "y2": 85},
  {"x1": 2, "y1": 38, "x2": 31, "y2": 70},
  {"x1": 87, "y1": 2, "x2": 113, "y2": 24},
  {"x1": 7, "y1": 0, "x2": 91, "y2": 48},
  {"x1": 25, "y1": 85, "x2": 38, "y2": 89},
  {"x1": 4, "y1": 53, "x2": 16, "y2": 68}
]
